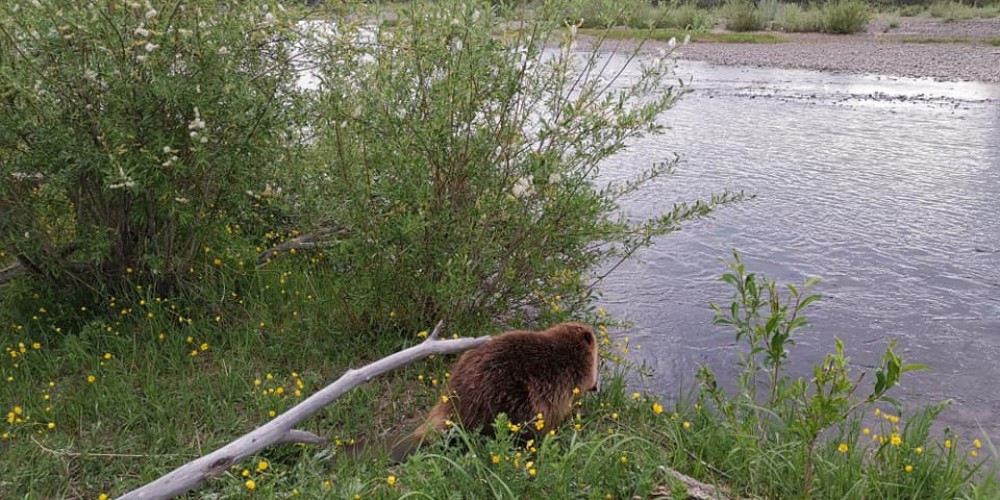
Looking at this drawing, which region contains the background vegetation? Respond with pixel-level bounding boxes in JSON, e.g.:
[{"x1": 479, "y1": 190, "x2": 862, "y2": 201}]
[
  {"x1": 544, "y1": 0, "x2": 999, "y2": 35},
  {"x1": 0, "y1": 0, "x2": 995, "y2": 498}
]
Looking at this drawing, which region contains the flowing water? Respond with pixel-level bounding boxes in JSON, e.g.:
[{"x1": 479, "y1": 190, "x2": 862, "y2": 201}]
[{"x1": 595, "y1": 58, "x2": 1000, "y2": 441}]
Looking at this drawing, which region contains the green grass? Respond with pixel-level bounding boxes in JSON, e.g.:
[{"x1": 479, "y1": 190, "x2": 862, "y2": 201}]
[
  {"x1": 893, "y1": 36, "x2": 1000, "y2": 45},
  {"x1": 3, "y1": 253, "x2": 996, "y2": 499},
  {"x1": 926, "y1": 0, "x2": 1000, "y2": 20},
  {"x1": 581, "y1": 28, "x2": 786, "y2": 44}
]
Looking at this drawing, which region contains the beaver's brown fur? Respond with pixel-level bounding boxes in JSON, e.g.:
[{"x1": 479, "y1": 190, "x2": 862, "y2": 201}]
[{"x1": 389, "y1": 322, "x2": 599, "y2": 462}]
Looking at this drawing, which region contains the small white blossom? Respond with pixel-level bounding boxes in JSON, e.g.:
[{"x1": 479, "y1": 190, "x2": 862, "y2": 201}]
[
  {"x1": 144, "y1": 42, "x2": 157, "y2": 52},
  {"x1": 145, "y1": 8, "x2": 158, "y2": 19},
  {"x1": 83, "y1": 69, "x2": 98, "y2": 81},
  {"x1": 134, "y1": 26, "x2": 150, "y2": 38},
  {"x1": 511, "y1": 175, "x2": 535, "y2": 198},
  {"x1": 548, "y1": 173, "x2": 562, "y2": 185},
  {"x1": 188, "y1": 107, "x2": 206, "y2": 130},
  {"x1": 218, "y1": 46, "x2": 229, "y2": 55},
  {"x1": 667, "y1": 37, "x2": 677, "y2": 48},
  {"x1": 199, "y1": 136, "x2": 207, "y2": 144},
  {"x1": 162, "y1": 146, "x2": 173, "y2": 154},
  {"x1": 109, "y1": 167, "x2": 136, "y2": 190},
  {"x1": 178, "y1": 28, "x2": 192, "y2": 37},
  {"x1": 136, "y1": 54, "x2": 148, "y2": 62},
  {"x1": 264, "y1": 12, "x2": 276, "y2": 24},
  {"x1": 351, "y1": 105, "x2": 362, "y2": 118},
  {"x1": 31, "y1": 0, "x2": 41, "y2": 7}
]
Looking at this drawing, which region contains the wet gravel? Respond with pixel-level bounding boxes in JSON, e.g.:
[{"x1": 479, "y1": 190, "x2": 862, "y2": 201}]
[
  {"x1": 675, "y1": 40, "x2": 1000, "y2": 83},
  {"x1": 591, "y1": 19, "x2": 1000, "y2": 83}
]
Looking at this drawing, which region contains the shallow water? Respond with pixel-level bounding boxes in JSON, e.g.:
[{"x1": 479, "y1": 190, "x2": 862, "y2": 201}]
[{"x1": 596, "y1": 58, "x2": 1000, "y2": 441}]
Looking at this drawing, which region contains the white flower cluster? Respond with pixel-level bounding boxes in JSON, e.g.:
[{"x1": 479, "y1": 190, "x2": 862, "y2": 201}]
[
  {"x1": 161, "y1": 146, "x2": 180, "y2": 167},
  {"x1": 109, "y1": 166, "x2": 136, "y2": 190},
  {"x1": 511, "y1": 175, "x2": 534, "y2": 198},
  {"x1": 188, "y1": 107, "x2": 208, "y2": 144}
]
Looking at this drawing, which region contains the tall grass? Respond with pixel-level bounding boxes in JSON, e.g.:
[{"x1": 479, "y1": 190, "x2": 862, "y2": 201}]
[
  {"x1": 774, "y1": 4, "x2": 826, "y2": 32},
  {"x1": 722, "y1": 0, "x2": 767, "y2": 31},
  {"x1": 927, "y1": 0, "x2": 1000, "y2": 19},
  {"x1": 824, "y1": 0, "x2": 872, "y2": 33}
]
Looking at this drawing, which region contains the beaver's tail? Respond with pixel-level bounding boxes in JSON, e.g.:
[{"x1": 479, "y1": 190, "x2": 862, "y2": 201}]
[{"x1": 389, "y1": 402, "x2": 450, "y2": 463}]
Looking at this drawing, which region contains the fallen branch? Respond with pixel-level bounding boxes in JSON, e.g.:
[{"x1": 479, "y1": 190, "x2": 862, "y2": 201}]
[
  {"x1": 117, "y1": 321, "x2": 490, "y2": 500},
  {"x1": 256, "y1": 225, "x2": 350, "y2": 267},
  {"x1": 0, "y1": 261, "x2": 25, "y2": 286},
  {"x1": 655, "y1": 468, "x2": 740, "y2": 500}
]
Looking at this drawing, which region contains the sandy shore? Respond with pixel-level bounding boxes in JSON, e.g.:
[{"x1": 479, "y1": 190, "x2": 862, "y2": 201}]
[{"x1": 604, "y1": 19, "x2": 1000, "y2": 83}]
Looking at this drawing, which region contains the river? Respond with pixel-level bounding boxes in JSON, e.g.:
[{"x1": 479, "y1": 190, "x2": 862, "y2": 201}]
[{"x1": 596, "y1": 58, "x2": 1000, "y2": 442}]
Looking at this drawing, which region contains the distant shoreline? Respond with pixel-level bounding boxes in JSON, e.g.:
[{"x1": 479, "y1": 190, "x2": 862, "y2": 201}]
[{"x1": 582, "y1": 18, "x2": 1000, "y2": 84}]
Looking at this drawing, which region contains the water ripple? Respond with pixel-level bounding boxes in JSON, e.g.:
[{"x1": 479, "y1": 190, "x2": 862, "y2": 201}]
[{"x1": 597, "y1": 57, "x2": 1000, "y2": 441}]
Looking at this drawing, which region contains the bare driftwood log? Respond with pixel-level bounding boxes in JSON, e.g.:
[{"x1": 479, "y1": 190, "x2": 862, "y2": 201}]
[
  {"x1": 653, "y1": 468, "x2": 741, "y2": 500},
  {"x1": 256, "y1": 225, "x2": 350, "y2": 267},
  {"x1": 117, "y1": 321, "x2": 489, "y2": 500},
  {"x1": 0, "y1": 261, "x2": 26, "y2": 286}
]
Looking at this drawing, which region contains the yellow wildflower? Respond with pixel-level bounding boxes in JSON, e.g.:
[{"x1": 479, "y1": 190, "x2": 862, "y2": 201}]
[
  {"x1": 652, "y1": 403, "x2": 663, "y2": 414},
  {"x1": 838, "y1": 443, "x2": 848, "y2": 453},
  {"x1": 916, "y1": 446, "x2": 923, "y2": 455},
  {"x1": 905, "y1": 465, "x2": 913, "y2": 473},
  {"x1": 683, "y1": 421, "x2": 691, "y2": 430},
  {"x1": 257, "y1": 460, "x2": 268, "y2": 472},
  {"x1": 632, "y1": 392, "x2": 641, "y2": 400},
  {"x1": 971, "y1": 450, "x2": 979, "y2": 458},
  {"x1": 440, "y1": 395, "x2": 449, "y2": 404},
  {"x1": 245, "y1": 479, "x2": 256, "y2": 490},
  {"x1": 242, "y1": 469, "x2": 250, "y2": 477},
  {"x1": 387, "y1": 475, "x2": 397, "y2": 486},
  {"x1": 87, "y1": 375, "x2": 96, "y2": 383},
  {"x1": 47, "y1": 422, "x2": 55, "y2": 429},
  {"x1": 973, "y1": 439, "x2": 982, "y2": 449},
  {"x1": 891, "y1": 433, "x2": 902, "y2": 446},
  {"x1": 492, "y1": 454, "x2": 500, "y2": 464},
  {"x1": 862, "y1": 428, "x2": 870, "y2": 435},
  {"x1": 945, "y1": 439, "x2": 952, "y2": 449}
]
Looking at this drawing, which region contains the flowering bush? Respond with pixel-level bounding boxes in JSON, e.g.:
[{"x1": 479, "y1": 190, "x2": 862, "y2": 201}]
[
  {"x1": 0, "y1": 0, "x2": 307, "y2": 293},
  {"x1": 294, "y1": 0, "x2": 735, "y2": 334}
]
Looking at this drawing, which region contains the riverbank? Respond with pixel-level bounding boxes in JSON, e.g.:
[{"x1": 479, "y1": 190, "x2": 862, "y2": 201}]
[{"x1": 586, "y1": 18, "x2": 1000, "y2": 83}]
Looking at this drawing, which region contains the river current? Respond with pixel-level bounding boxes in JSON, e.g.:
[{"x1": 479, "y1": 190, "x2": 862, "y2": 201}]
[{"x1": 596, "y1": 57, "x2": 1000, "y2": 441}]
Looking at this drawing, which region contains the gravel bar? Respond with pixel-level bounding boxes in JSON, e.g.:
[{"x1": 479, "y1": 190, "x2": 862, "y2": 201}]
[{"x1": 591, "y1": 19, "x2": 1000, "y2": 83}]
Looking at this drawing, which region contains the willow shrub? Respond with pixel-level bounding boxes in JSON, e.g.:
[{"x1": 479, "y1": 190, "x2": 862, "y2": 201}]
[
  {"x1": 0, "y1": 0, "x2": 309, "y2": 298},
  {"x1": 2, "y1": 0, "x2": 733, "y2": 335},
  {"x1": 293, "y1": 1, "x2": 736, "y2": 335}
]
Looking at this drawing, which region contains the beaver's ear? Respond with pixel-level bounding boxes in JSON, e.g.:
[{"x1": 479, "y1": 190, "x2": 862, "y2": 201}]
[{"x1": 577, "y1": 325, "x2": 595, "y2": 346}]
